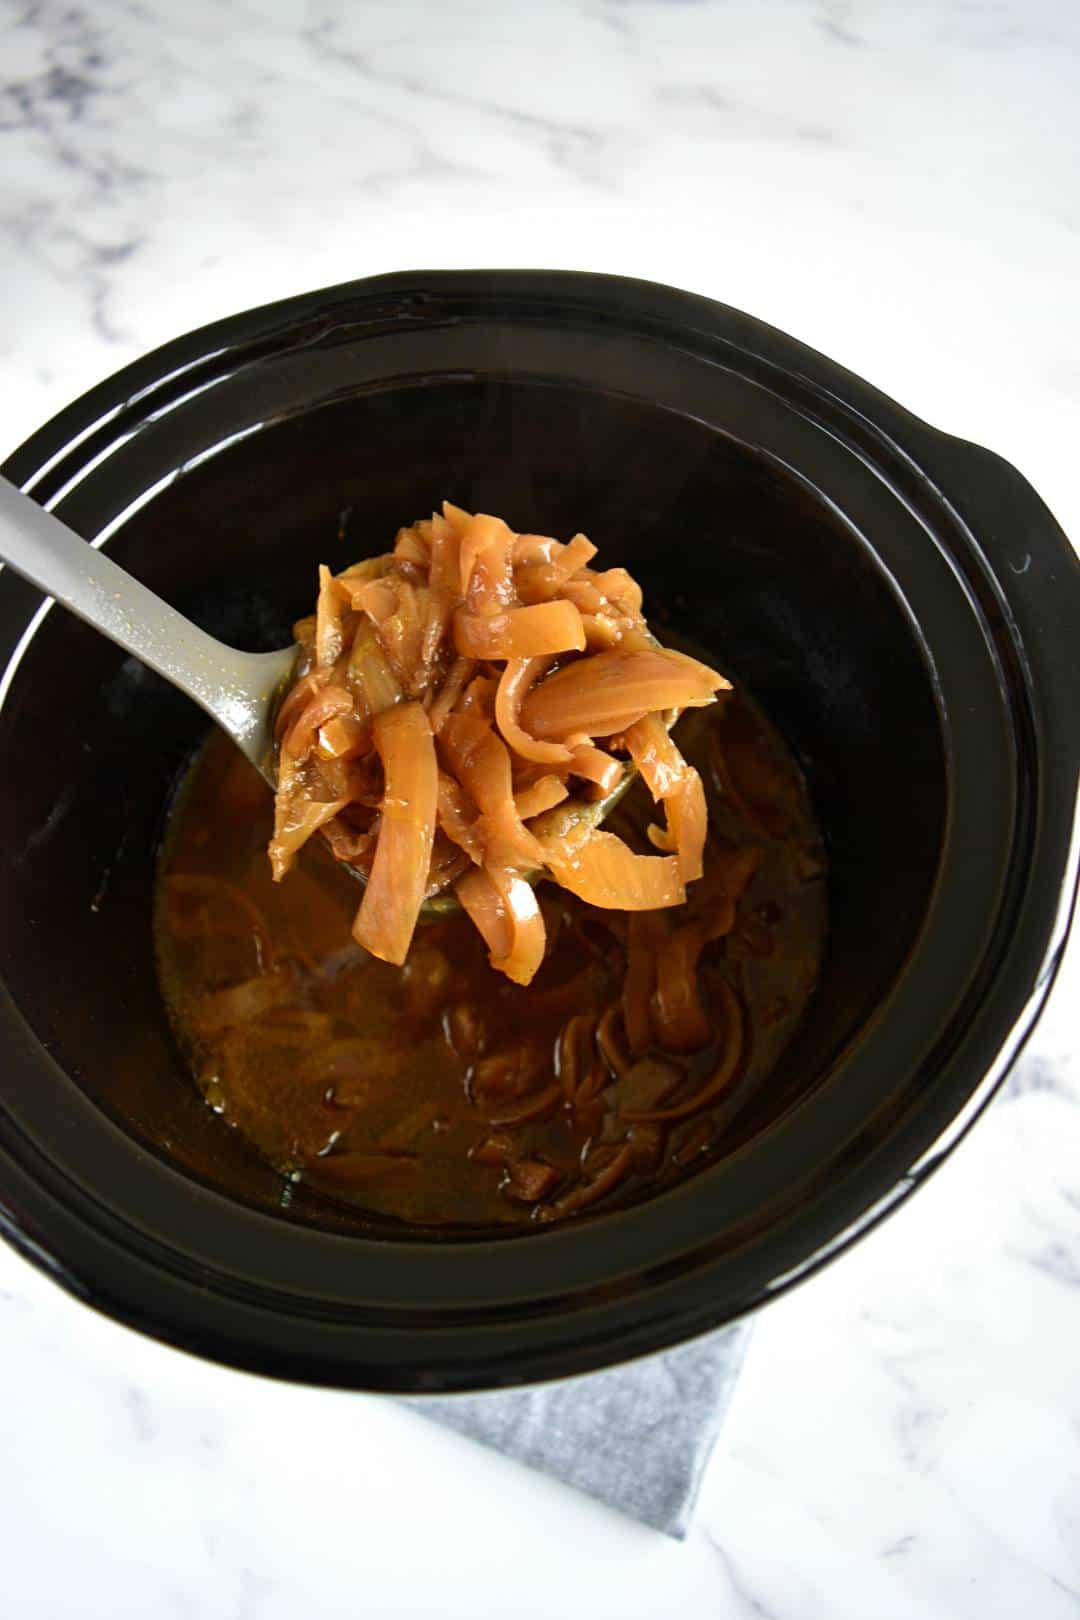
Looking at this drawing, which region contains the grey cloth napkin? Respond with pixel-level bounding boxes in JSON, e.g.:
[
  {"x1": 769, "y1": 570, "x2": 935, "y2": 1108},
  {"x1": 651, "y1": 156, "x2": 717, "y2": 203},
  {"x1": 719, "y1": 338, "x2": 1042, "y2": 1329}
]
[{"x1": 406, "y1": 1322, "x2": 753, "y2": 1538}]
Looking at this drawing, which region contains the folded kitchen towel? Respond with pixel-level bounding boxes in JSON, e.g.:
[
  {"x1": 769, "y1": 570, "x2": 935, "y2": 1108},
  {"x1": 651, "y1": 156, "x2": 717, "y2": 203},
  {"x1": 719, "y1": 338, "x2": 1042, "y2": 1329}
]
[{"x1": 406, "y1": 1320, "x2": 753, "y2": 1538}]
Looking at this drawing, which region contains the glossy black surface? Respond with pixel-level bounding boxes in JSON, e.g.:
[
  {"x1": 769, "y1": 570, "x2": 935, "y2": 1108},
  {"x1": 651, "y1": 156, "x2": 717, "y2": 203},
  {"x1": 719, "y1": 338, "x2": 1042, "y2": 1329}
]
[{"x1": 0, "y1": 271, "x2": 1076, "y2": 1391}]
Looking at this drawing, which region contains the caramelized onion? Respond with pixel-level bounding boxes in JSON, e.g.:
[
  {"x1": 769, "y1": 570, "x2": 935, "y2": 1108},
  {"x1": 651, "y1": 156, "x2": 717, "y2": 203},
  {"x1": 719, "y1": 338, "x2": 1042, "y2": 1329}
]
[
  {"x1": 282, "y1": 685, "x2": 354, "y2": 762},
  {"x1": 555, "y1": 1013, "x2": 599, "y2": 1100},
  {"x1": 622, "y1": 910, "x2": 666, "y2": 1055},
  {"x1": 502, "y1": 1157, "x2": 561, "y2": 1202},
  {"x1": 441, "y1": 712, "x2": 542, "y2": 871},
  {"x1": 652, "y1": 920, "x2": 714, "y2": 1052},
  {"x1": 455, "y1": 600, "x2": 586, "y2": 660},
  {"x1": 455, "y1": 865, "x2": 512, "y2": 962},
  {"x1": 428, "y1": 655, "x2": 477, "y2": 734},
  {"x1": 315, "y1": 564, "x2": 346, "y2": 667},
  {"x1": 488, "y1": 867, "x2": 547, "y2": 986},
  {"x1": 274, "y1": 667, "x2": 329, "y2": 742},
  {"x1": 459, "y1": 512, "x2": 515, "y2": 610},
  {"x1": 428, "y1": 512, "x2": 464, "y2": 596},
  {"x1": 271, "y1": 507, "x2": 730, "y2": 986},
  {"x1": 514, "y1": 533, "x2": 598, "y2": 602},
  {"x1": 347, "y1": 624, "x2": 402, "y2": 715},
  {"x1": 494, "y1": 656, "x2": 573, "y2": 766},
  {"x1": 317, "y1": 713, "x2": 369, "y2": 761},
  {"x1": 540, "y1": 829, "x2": 685, "y2": 911},
  {"x1": 537, "y1": 1142, "x2": 634, "y2": 1221},
  {"x1": 626, "y1": 980, "x2": 744, "y2": 1120},
  {"x1": 486, "y1": 1082, "x2": 562, "y2": 1128},
  {"x1": 456, "y1": 865, "x2": 546, "y2": 987},
  {"x1": 520, "y1": 646, "x2": 727, "y2": 741},
  {"x1": 623, "y1": 713, "x2": 707, "y2": 881},
  {"x1": 352, "y1": 702, "x2": 437, "y2": 965},
  {"x1": 665, "y1": 769, "x2": 708, "y2": 883},
  {"x1": 568, "y1": 745, "x2": 623, "y2": 798},
  {"x1": 392, "y1": 522, "x2": 431, "y2": 567},
  {"x1": 269, "y1": 792, "x2": 350, "y2": 881},
  {"x1": 436, "y1": 771, "x2": 485, "y2": 865},
  {"x1": 513, "y1": 775, "x2": 569, "y2": 822},
  {"x1": 623, "y1": 712, "x2": 686, "y2": 798}
]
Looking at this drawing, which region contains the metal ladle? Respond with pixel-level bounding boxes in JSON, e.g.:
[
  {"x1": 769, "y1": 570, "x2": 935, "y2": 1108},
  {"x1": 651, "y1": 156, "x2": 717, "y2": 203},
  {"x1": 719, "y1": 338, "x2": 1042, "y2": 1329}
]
[
  {"x1": 0, "y1": 477, "x2": 646, "y2": 920},
  {"x1": 0, "y1": 476, "x2": 293, "y2": 784}
]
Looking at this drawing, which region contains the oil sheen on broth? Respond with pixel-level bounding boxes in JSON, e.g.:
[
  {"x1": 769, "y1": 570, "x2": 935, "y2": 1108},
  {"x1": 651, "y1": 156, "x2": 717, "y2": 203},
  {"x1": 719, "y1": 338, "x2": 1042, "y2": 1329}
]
[{"x1": 155, "y1": 684, "x2": 826, "y2": 1227}]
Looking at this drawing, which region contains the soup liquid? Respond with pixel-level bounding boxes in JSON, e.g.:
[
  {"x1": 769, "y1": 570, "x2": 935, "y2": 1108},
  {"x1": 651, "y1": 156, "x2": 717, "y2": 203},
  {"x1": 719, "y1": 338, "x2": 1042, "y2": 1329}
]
[{"x1": 155, "y1": 689, "x2": 826, "y2": 1227}]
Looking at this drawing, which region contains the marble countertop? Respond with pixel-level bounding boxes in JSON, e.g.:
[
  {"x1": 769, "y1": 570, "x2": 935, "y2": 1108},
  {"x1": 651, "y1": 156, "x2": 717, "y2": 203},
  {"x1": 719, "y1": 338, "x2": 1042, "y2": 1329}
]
[{"x1": 2, "y1": 1, "x2": 1079, "y2": 1614}]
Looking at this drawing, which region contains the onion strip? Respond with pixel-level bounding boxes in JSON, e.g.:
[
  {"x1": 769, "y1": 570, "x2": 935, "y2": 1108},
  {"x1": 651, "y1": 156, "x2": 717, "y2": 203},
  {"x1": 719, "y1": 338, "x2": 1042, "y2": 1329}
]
[
  {"x1": 520, "y1": 646, "x2": 728, "y2": 741},
  {"x1": 455, "y1": 600, "x2": 586, "y2": 660},
  {"x1": 494, "y1": 656, "x2": 573, "y2": 766},
  {"x1": 626, "y1": 980, "x2": 744, "y2": 1120},
  {"x1": 540, "y1": 829, "x2": 685, "y2": 911},
  {"x1": 352, "y1": 702, "x2": 437, "y2": 965}
]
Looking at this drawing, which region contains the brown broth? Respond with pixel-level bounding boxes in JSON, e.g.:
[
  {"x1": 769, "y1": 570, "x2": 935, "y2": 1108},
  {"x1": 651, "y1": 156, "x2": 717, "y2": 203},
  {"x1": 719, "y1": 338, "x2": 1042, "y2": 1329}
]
[{"x1": 154, "y1": 686, "x2": 826, "y2": 1228}]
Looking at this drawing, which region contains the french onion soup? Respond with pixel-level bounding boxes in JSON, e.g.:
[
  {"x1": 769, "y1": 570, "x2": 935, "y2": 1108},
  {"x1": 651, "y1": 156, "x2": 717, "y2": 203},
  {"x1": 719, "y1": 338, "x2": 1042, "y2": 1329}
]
[{"x1": 155, "y1": 506, "x2": 826, "y2": 1226}]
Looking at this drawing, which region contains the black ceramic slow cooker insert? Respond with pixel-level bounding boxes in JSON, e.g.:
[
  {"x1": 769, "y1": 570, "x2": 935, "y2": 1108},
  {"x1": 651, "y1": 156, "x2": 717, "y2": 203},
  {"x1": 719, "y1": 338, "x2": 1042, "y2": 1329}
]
[{"x1": 0, "y1": 271, "x2": 1076, "y2": 1391}]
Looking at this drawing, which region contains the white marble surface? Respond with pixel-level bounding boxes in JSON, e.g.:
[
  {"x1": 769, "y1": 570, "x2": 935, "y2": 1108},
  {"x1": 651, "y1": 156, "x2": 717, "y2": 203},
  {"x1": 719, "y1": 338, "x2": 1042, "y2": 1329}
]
[{"x1": 2, "y1": 0, "x2": 1079, "y2": 1613}]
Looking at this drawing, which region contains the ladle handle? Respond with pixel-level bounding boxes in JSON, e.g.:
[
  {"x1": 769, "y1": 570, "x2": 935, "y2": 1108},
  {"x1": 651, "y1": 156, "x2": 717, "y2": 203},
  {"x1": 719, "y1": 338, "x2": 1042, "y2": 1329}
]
[{"x1": 0, "y1": 476, "x2": 286, "y2": 761}]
